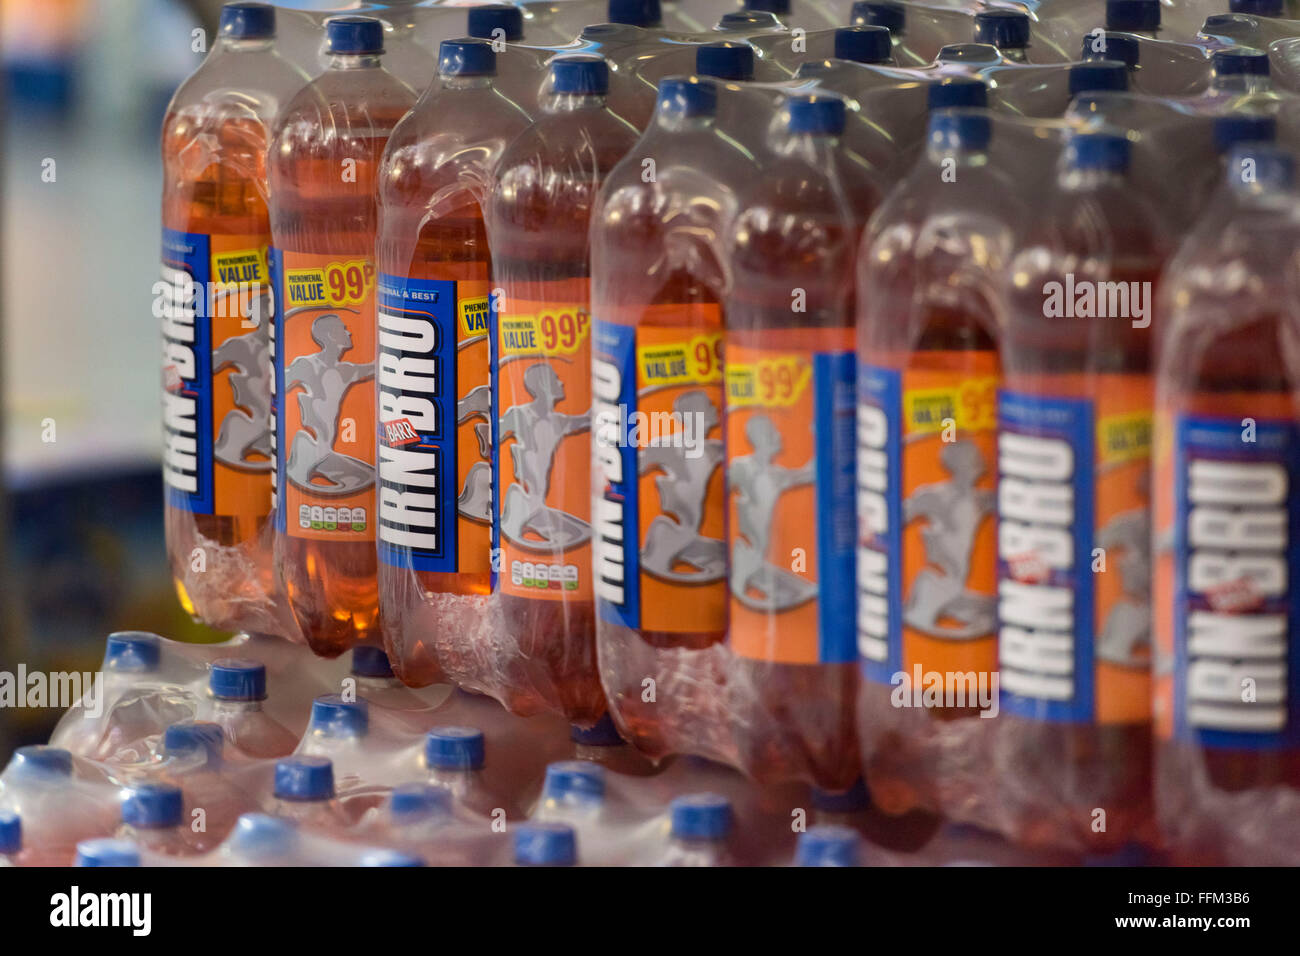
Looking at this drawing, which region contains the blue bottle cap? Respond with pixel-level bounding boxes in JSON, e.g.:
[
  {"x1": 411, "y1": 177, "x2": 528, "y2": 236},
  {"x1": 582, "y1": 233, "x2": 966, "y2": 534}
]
[
  {"x1": 231, "y1": 813, "x2": 297, "y2": 856},
  {"x1": 551, "y1": 54, "x2": 611, "y2": 95},
  {"x1": 1214, "y1": 47, "x2": 1270, "y2": 78},
  {"x1": 928, "y1": 108, "x2": 992, "y2": 151},
  {"x1": 927, "y1": 76, "x2": 987, "y2": 110},
  {"x1": 103, "y1": 631, "x2": 162, "y2": 673},
  {"x1": 209, "y1": 658, "x2": 267, "y2": 701},
  {"x1": 543, "y1": 761, "x2": 607, "y2": 804},
  {"x1": 219, "y1": 2, "x2": 275, "y2": 39},
  {"x1": 716, "y1": 10, "x2": 781, "y2": 30},
  {"x1": 360, "y1": 849, "x2": 426, "y2": 867},
  {"x1": 310, "y1": 694, "x2": 370, "y2": 738},
  {"x1": 468, "y1": 4, "x2": 524, "y2": 42},
  {"x1": 570, "y1": 711, "x2": 626, "y2": 746},
  {"x1": 1214, "y1": 112, "x2": 1277, "y2": 152},
  {"x1": 1069, "y1": 59, "x2": 1128, "y2": 95},
  {"x1": 390, "y1": 782, "x2": 454, "y2": 821},
  {"x1": 851, "y1": 0, "x2": 905, "y2": 35},
  {"x1": 696, "y1": 41, "x2": 754, "y2": 81},
  {"x1": 1227, "y1": 142, "x2": 1296, "y2": 188},
  {"x1": 1067, "y1": 130, "x2": 1132, "y2": 172},
  {"x1": 514, "y1": 822, "x2": 577, "y2": 866},
  {"x1": 163, "y1": 720, "x2": 224, "y2": 763},
  {"x1": 0, "y1": 811, "x2": 20, "y2": 854},
  {"x1": 274, "y1": 756, "x2": 335, "y2": 801},
  {"x1": 351, "y1": 644, "x2": 397, "y2": 678},
  {"x1": 425, "y1": 726, "x2": 486, "y2": 770},
  {"x1": 1230, "y1": 0, "x2": 1283, "y2": 14},
  {"x1": 75, "y1": 838, "x2": 140, "y2": 868},
  {"x1": 796, "y1": 825, "x2": 862, "y2": 866},
  {"x1": 1080, "y1": 32, "x2": 1139, "y2": 69},
  {"x1": 609, "y1": 0, "x2": 662, "y2": 27},
  {"x1": 974, "y1": 10, "x2": 1030, "y2": 50},
  {"x1": 786, "y1": 93, "x2": 846, "y2": 135},
  {"x1": 326, "y1": 15, "x2": 384, "y2": 55},
  {"x1": 10, "y1": 745, "x2": 73, "y2": 777},
  {"x1": 744, "y1": 0, "x2": 790, "y2": 14},
  {"x1": 1106, "y1": 0, "x2": 1160, "y2": 32},
  {"x1": 670, "y1": 792, "x2": 734, "y2": 840},
  {"x1": 811, "y1": 777, "x2": 870, "y2": 813},
  {"x1": 834, "y1": 26, "x2": 892, "y2": 65},
  {"x1": 122, "y1": 783, "x2": 184, "y2": 829}
]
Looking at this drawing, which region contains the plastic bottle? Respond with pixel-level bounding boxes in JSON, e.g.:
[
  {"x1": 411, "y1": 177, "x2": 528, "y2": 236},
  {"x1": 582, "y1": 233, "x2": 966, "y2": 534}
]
[
  {"x1": 271, "y1": 755, "x2": 352, "y2": 829},
  {"x1": 973, "y1": 9, "x2": 1031, "y2": 64},
  {"x1": 161, "y1": 720, "x2": 249, "y2": 852},
  {"x1": 1106, "y1": 0, "x2": 1162, "y2": 39},
  {"x1": 658, "y1": 792, "x2": 732, "y2": 865},
  {"x1": 795, "y1": 824, "x2": 862, "y2": 865},
  {"x1": 161, "y1": 3, "x2": 309, "y2": 640},
  {"x1": 388, "y1": 782, "x2": 455, "y2": 837},
  {"x1": 207, "y1": 659, "x2": 299, "y2": 758},
  {"x1": 220, "y1": 812, "x2": 302, "y2": 865},
  {"x1": 515, "y1": 821, "x2": 579, "y2": 865},
  {"x1": 300, "y1": 696, "x2": 371, "y2": 788},
  {"x1": 997, "y1": 130, "x2": 1171, "y2": 852},
  {"x1": 1153, "y1": 142, "x2": 1300, "y2": 865},
  {"x1": 832, "y1": 25, "x2": 895, "y2": 66},
  {"x1": 424, "y1": 727, "x2": 496, "y2": 815},
  {"x1": 118, "y1": 783, "x2": 192, "y2": 856},
  {"x1": 489, "y1": 54, "x2": 640, "y2": 722},
  {"x1": 723, "y1": 93, "x2": 870, "y2": 788},
  {"x1": 570, "y1": 713, "x2": 661, "y2": 776},
  {"x1": 269, "y1": 16, "x2": 417, "y2": 656},
  {"x1": 856, "y1": 109, "x2": 1019, "y2": 818},
  {"x1": 590, "y1": 76, "x2": 747, "y2": 756},
  {"x1": 536, "y1": 760, "x2": 608, "y2": 822},
  {"x1": 74, "y1": 839, "x2": 142, "y2": 868},
  {"x1": 374, "y1": 37, "x2": 532, "y2": 688},
  {"x1": 0, "y1": 746, "x2": 120, "y2": 866},
  {"x1": 696, "y1": 40, "x2": 756, "y2": 82},
  {"x1": 0, "y1": 812, "x2": 21, "y2": 867}
]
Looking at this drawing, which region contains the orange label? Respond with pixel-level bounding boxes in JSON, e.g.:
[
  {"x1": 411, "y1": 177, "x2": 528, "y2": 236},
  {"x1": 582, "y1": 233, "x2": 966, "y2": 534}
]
[
  {"x1": 276, "y1": 249, "x2": 377, "y2": 540},
  {"x1": 496, "y1": 283, "x2": 593, "y2": 599}
]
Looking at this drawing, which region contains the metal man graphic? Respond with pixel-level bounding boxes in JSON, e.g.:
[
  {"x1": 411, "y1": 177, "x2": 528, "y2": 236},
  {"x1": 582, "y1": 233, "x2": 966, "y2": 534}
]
[
  {"x1": 458, "y1": 384, "x2": 493, "y2": 523},
  {"x1": 640, "y1": 390, "x2": 725, "y2": 582},
  {"x1": 286, "y1": 313, "x2": 374, "y2": 494},
  {"x1": 1096, "y1": 471, "x2": 1152, "y2": 668},
  {"x1": 728, "y1": 414, "x2": 818, "y2": 612},
  {"x1": 499, "y1": 362, "x2": 591, "y2": 550},
  {"x1": 903, "y1": 439, "x2": 996, "y2": 639},
  {"x1": 213, "y1": 289, "x2": 274, "y2": 471}
]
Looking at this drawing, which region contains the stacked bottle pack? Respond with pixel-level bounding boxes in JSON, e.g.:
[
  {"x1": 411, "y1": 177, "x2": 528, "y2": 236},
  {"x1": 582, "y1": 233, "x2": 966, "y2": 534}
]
[{"x1": 143, "y1": 0, "x2": 1300, "y2": 865}]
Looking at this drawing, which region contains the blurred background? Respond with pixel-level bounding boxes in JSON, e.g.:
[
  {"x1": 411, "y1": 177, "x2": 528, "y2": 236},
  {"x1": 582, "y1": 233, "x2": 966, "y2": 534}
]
[{"x1": 0, "y1": 0, "x2": 355, "y2": 764}]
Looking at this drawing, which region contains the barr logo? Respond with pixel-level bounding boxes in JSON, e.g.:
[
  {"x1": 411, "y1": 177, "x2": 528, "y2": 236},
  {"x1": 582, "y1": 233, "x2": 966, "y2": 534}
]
[{"x1": 384, "y1": 418, "x2": 420, "y2": 447}]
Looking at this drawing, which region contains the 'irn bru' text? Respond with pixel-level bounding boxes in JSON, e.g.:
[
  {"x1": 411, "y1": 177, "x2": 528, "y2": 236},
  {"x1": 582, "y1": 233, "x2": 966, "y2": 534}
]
[
  {"x1": 592, "y1": 307, "x2": 728, "y2": 634},
  {"x1": 996, "y1": 379, "x2": 1153, "y2": 724},
  {"x1": 725, "y1": 330, "x2": 857, "y2": 665},
  {"x1": 161, "y1": 229, "x2": 274, "y2": 518},
  {"x1": 375, "y1": 273, "x2": 493, "y2": 575},
  {"x1": 857, "y1": 353, "x2": 999, "y2": 688},
  {"x1": 1156, "y1": 410, "x2": 1300, "y2": 748},
  {"x1": 272, "y1": 250, "x2": 377, "y2": 540}
]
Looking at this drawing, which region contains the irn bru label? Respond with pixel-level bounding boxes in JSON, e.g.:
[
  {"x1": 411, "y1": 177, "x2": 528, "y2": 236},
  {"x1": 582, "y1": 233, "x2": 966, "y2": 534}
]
[
  {"x1": 997, "y1": 376, "x2": 1153, "y2": 724},
  {"x1": 495, "y1": 286, "x2": 593, "y2": 600},
  {"x1": 161, "y1": 229, "x2": 274, "y2": 517},
  {"x1": 375, "y1": 274, "x2": 493, "y2": 573},
  {"x1": 858, "y1": 353, "x2": 999, "y2": 688},
  {"x1": 591, "y1": 307, "x2": 727, "y2": 633},
  {"x1": 1155, "y1": 404, "x2": 1300, "y2": 749},
  {"x1": 272, "y1": 250, "x2": 377, "y2": 541},
  {"x1": 725, "y1": 331, "x2": 857, "y2": 665}
]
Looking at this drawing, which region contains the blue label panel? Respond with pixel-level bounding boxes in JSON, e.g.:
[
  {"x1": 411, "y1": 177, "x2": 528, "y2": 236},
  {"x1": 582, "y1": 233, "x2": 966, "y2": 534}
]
[
  {"x1": 161, "y1": 228, "x2": 214, "y2": 514},
  {"x1": 858, "y1": 363, "x2": 903, "y2": 683},
  {"x1": 997, "y1": 391, "x2": 1096, "y2": 723},
  {"x1": 375, "y1": 274, "x2": 458, "y2": 572},
  {"x1": 1174, "y1": 415, "x2": 1300, "y2": 749},
  {"x1": 814, "y1": 351, "x2": 859, "y2": 664},
  {"x1": 592, "y1": 319, "x2": 641, "y2": 630}
]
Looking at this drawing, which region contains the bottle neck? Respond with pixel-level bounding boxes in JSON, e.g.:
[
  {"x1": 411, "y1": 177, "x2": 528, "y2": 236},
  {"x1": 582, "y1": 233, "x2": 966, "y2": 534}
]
[
  {"x1": 1000, "y1": 47, "x2": 1029, "y2": 64},
  {"x1": 1060, "y1": 166, "x2": 1127, "y2": 192},
  {"x1": 329, "y1": 53, "x2": 382, "y2": 71},
  {"x1": 224, "y1": 37, "x2": 275, "y2": 54},
  {"x1": 655, "y1": 109, "x2": 716, "y2": 132},
  {"x1": 543, "y1": 91, "x2": 607, "y2": 114},
  {"x1": 927, "y1": 144, "x2": 990, "y2": 169},
  {"x1": 440, "y1": 74, "x2": 496, "y2": 91},
  {"x1": 212, "y1": 698, "x2": 263, "y2": 715},
  {"x1": 1211, "y1": 73, "x2": 1273, "y2": 94},
  {"x1": 779, "y1": 131, "x2": 840, "y2": 163}
]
